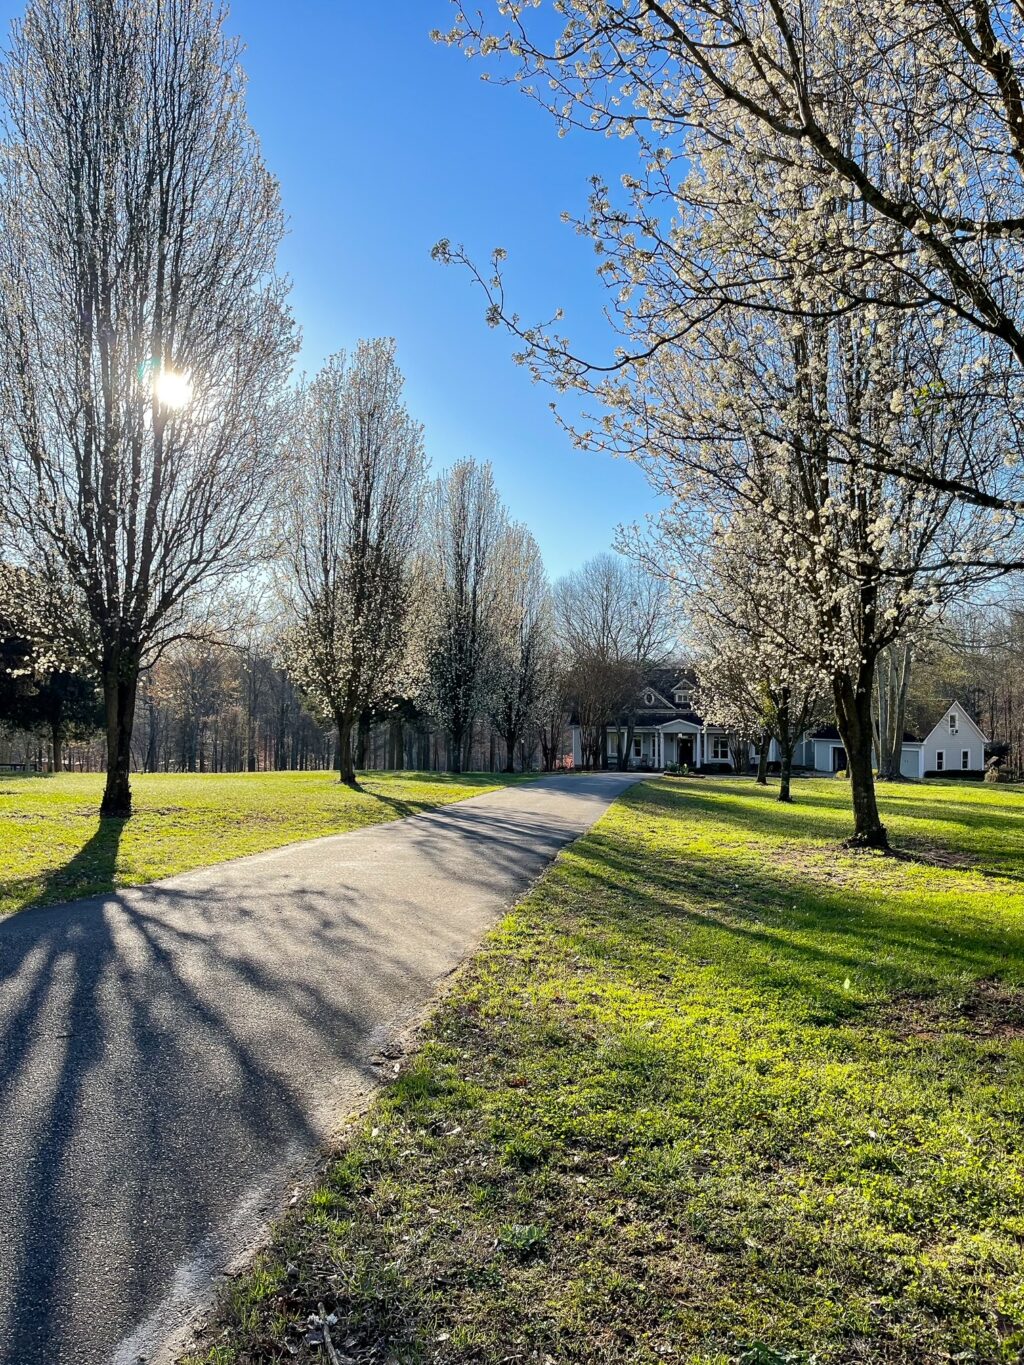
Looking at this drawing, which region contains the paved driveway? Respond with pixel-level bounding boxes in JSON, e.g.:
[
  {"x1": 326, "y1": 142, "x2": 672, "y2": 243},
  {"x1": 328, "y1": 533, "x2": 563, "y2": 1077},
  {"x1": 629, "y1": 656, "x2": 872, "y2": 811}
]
[{"x1": 0, "y1": 771, "x2": 642, "y2": 1365}]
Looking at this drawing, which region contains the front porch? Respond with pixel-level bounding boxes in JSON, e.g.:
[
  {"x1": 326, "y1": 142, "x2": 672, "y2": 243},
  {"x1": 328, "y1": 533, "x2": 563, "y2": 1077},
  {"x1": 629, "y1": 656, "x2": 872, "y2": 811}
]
[{"x1": 609, "y1": 721, "x2": 729, "y2": 770}]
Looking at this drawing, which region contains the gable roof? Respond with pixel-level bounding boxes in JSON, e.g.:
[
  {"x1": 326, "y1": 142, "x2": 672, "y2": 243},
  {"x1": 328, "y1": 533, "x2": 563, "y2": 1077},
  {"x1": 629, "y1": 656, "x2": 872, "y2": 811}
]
[{"x1": 921, "y1": 699, "x2": 988, "y2": 746}]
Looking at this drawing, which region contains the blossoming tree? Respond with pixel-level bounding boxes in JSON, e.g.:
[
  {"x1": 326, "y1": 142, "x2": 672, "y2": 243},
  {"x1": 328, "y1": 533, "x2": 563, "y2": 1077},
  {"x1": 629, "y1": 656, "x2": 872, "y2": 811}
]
[{"x1": 282, "y1": 342, "x2": 427, "y2": 787}]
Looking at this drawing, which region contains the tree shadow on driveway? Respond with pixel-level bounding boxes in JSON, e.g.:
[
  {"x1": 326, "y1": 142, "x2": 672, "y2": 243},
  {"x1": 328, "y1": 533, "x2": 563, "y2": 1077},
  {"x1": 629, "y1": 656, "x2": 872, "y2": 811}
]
[
  {"x1": 0, "y1": 775, "x2": 633, "y2": 1365},
  {"x1": 0, "y1": 833, "x2": 416, "y2": 1365}
]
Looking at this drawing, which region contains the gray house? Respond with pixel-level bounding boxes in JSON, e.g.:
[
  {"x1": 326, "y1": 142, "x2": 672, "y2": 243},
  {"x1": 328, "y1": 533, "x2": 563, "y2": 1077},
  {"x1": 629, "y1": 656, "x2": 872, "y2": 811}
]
[
  {"x1": 568, "y1": 670, "x2": 737, "y2": 770},
  {"x1": 796, "y1": 726, "x2": 924, "y2": 778},
  {"x1": 920, "y1": 700, "x2": 987, "y2": 777}
]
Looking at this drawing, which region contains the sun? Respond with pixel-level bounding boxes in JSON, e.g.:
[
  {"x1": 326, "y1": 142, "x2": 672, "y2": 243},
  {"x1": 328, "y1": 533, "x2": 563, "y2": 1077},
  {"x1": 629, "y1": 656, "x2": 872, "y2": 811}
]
[{"x1": 153, "y1": 368, "x2": 193, "y2": 410}]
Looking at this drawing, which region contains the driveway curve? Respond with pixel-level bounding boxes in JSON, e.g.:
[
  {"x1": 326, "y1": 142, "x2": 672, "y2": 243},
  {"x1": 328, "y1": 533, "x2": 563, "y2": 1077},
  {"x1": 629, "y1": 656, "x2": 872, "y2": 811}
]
[{"x1": 0, "y1": 771, "x2": 643, "y2": 1365}]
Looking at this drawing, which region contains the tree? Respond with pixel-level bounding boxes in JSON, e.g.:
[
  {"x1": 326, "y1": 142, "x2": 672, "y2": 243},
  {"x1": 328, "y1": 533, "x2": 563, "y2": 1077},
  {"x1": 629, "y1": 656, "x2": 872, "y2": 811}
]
[
  {"x1": 489, "y1": 524, "x2": 552, "y2": 771},
  {"x1": 439, "y1": 5, "x2": 1018, "y2": 844},
  {"x1": 555, "y1": 552, "x2": 672, "y2": 769},
  {"x1": 536, "y1": 648, "x2": 572, "y2": 771},
  {"x1": 419, "y1": 460, "x2": 507, "y2": 772},
  {"x1": 874, "y1": 640, "x2": 916, "y2": 782},
  {"x1": 686, "y1": 518, "x2": 829, "y2": 803},
  {"x1": 438, "y1": 1, "x2": 1024, "y2": 526},
  {"x1": 0, "y1": 565, "x2": 103, "y2": 770},
  {"x1": 0, "y1": 0, "x2": 295, "y2": 816},
  {"x1": 281, "y1": 342, "x2": 426, "y2": 786}
]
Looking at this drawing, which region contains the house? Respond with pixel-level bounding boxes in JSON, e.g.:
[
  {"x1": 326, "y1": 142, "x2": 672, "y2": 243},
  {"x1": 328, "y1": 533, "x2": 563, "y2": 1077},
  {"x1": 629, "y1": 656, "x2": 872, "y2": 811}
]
[
  {"x1": 920, "y1": 700, "x2": 987, "y2": 777},
  {"x1": 569, "y1": 672, "x2": 989, "y2": 780},
  {"x1": 568, "y1": 669, "x2": 741, "y2": 771},
  {"x1": 797, "y1": 725, "x2": 924, "y2": 779}
]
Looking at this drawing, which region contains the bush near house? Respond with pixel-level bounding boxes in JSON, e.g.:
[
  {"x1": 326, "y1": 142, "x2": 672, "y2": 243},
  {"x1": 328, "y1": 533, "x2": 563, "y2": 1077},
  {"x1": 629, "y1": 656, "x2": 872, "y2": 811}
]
[
  {"x1": 924, "y1": 769, "x2": 985, "y2": 780},
  {"x1": 187, "y1": 776, "x2": 1024, "y2": 1365}
]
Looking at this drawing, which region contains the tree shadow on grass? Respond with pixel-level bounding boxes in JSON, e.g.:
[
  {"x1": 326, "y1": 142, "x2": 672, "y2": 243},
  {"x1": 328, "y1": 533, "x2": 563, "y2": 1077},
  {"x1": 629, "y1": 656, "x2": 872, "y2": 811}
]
[
  {"x1": 562, "y1": 788, "x2": 1024, "y2": 1026},
  {"x1": 1, "y1": 812, "x2": 129, "y2": 917},
  {"x1": 652, "y1": 777, "x2": 1024, "y2": 875}
]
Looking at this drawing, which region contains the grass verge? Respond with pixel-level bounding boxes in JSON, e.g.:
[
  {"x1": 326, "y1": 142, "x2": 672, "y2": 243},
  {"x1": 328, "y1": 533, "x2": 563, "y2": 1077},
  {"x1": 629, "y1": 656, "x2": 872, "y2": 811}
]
[
  {"x1": 0, "y1": 769, "x2": 527, "y2": 916},
  {"x1": 186, "y1": 775, "x2": 1024, "y2": 1365}
]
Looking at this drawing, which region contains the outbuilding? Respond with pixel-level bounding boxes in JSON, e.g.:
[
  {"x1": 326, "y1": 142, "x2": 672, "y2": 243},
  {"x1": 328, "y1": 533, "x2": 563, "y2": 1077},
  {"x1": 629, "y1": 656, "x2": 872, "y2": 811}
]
[{"x1": 921, "y1": 701, "x2": 987, "y2": 778}]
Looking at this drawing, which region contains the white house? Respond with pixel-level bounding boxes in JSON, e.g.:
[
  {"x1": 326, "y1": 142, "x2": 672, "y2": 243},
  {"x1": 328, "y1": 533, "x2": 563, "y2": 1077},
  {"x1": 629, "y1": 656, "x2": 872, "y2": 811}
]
[{"x1": 920, "y1": 700, "x2": 987, "y2": 777}]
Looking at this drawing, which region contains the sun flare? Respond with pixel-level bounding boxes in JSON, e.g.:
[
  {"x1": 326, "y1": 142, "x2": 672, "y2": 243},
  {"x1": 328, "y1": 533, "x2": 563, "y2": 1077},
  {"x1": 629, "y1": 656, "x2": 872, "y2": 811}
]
[{"x1": 153, "y1": 368, "x2": 193, "y2": 410}]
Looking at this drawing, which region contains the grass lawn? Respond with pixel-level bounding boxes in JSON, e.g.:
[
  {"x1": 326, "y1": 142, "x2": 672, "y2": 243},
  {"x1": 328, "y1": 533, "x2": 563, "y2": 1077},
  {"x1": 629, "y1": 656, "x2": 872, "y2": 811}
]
[
  {"x1": 0, "y1": 769, "x2": 527, "y2": 917},
  {"x1": 189, "y1": 776, "x2": 1024, "y2": 1365}
]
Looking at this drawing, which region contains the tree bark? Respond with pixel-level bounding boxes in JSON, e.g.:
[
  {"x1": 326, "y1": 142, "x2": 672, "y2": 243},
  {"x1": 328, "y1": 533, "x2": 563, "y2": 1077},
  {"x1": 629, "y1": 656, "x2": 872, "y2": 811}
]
[
  {"x1": 51, "y1": 719, "x2": 65, "y2": 773},
  {"x1": 622, "y1": 719, "x2": 635, "y2": 771},
  {"x1": 356, "y1": 711, "x2": 370, "y2": 769},
  {"x1": 100, "y1": 659, "x2": 139, "y2": 818},
  {"x1": 890, "y1": 642, "x2": 913, "y2": 780},
  {"x1": 755, "y1": 730, "x2": 771, "y2": 785},
  {"x1": 449, "y1": 723, "x2": 463, "y2": 774},
  {"x1": 774, "y1": 690, "x2": 794, "y2": 802},
  {"x1": 834, "y1": 671, "x2": 888, "y2": 849},
  {"x1": 336, "y1": 712, "x2": 357, "y2": 786}
]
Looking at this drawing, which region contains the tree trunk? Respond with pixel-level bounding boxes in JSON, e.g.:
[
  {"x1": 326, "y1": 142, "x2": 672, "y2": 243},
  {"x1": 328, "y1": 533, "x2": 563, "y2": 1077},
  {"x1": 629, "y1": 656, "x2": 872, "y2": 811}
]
[
  {"x1": 336, "y1": 712, "x2": 357, "y2": 786},
  {"x1": 356, "y1": 711, "x2": 370, "y2": 769},
  {"x1": 755, "y1": 730, "x2": 771, "y2": 785},
  {"x1": 778, "y1": 751, "x2": 792, "y2": 802},
  {"x1": 449, "y1": 723, "x2": 463, "y2": 774},
  {"x1": 890, "y1": 642, "x2": 913, "y2": 780},
  {"x1": 51, "y1": 718, "x2": 65, "y2": 773},
  {"x1": 622, "y1": 719, "x2": 635, "y2": 771},
  {"x1": 834, "y1": 670, "x2": 888, "y2": 849},
  {"x1": 100, "y1": 659, "x2": 139, "y2": 818},
  {"x1": 874, "y1": 647, "x2": 893, "y2": 778}
]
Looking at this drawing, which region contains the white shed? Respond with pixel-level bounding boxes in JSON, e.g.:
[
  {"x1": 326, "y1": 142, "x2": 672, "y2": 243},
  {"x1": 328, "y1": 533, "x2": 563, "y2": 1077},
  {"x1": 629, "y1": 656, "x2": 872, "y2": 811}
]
[{"x1": 921, "y1": 702, "x2": 987, "y2": 777}]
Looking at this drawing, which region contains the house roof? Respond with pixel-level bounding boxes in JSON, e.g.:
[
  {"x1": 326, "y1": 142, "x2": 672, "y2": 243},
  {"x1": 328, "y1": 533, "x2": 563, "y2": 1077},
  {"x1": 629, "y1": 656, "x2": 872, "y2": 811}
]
[
  {"x1": 807, "y1": 724, "x2": 922, "y2": 744},
  {"x1": 920, "y1": 699, "x2": 988, "y2": 745}
]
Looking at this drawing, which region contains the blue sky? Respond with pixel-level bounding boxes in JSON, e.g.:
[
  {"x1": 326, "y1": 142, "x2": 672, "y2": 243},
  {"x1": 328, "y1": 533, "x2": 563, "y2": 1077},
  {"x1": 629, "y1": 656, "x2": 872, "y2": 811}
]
[
  {"x1": 0, "y1": 0, "x2": 663, "y2": 579},
  {"x1": 223, "y1": 0, "x2": 658, "y2": 579},
  {"x1": 212, "y1": 1, "x2": 662, "y2": 579}
]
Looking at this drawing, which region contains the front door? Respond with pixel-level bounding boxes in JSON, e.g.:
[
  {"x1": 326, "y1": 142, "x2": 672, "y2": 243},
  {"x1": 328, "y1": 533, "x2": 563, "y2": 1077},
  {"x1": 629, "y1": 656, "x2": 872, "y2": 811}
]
[{"x1": 678, "y1": 735, "x2": 694, "y2": 766}]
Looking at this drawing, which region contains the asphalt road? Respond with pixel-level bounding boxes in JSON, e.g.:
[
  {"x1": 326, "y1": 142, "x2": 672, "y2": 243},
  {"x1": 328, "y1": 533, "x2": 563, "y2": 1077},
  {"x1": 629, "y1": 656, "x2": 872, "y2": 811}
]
[{"x1": 0, "y1": 771, "x2": 642, "y2": 1365}]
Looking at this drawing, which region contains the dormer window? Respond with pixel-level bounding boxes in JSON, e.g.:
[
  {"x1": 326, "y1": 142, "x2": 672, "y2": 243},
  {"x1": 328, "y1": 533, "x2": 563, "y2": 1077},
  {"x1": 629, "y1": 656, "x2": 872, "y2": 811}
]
[
  {"x1": 949, "y1": 712, "x2": 959, "y2": 734},
  {"x1": 673, "y1": 687, "x2": 691, "y2": 705}
]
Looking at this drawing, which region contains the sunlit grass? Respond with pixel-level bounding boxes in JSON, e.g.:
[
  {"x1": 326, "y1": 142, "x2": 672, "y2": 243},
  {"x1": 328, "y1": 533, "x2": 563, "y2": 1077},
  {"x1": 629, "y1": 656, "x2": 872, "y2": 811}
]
[
  {"x1": 0, "y1": 769, "x2": 528, "y2": 916},
  {"x1": 187, "y1": 775, "x2": 1024, "y2": 1365}
]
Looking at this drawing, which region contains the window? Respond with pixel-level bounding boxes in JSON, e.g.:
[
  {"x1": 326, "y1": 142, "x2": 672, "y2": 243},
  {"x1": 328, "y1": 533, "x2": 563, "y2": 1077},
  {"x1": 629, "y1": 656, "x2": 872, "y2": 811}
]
[
  {"x1": 644, "y1": 692, "x2": 654, "y2": 705},
  {"x1": 936, "y1": 750, "x2": 945, "y2": 771},
  {"x1": 962, "y1": 749, "x2": 970, "y2": 770},
  {"x1": 673, "y1": 687, "x2": 691, "y2": 705},
  {"x1": 949, "y1": 712, "x2": 959, "y2": 734},
  {"x1": 711, "y1": 735, "x2": 730, "y2": 761},
  {"x1": 633, "y1": 738, "x2": 642, "y2": 757}
]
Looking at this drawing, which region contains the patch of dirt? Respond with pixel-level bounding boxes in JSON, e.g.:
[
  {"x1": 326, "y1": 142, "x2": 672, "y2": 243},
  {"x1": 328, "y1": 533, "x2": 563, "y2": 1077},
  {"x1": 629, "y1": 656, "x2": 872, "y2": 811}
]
[
  {"x1": 889, "y1": 842, "x2": 979, "y2": 872},
  {"x1": 879, "y1": 981, "x2": 1024, "y2": 1042}
]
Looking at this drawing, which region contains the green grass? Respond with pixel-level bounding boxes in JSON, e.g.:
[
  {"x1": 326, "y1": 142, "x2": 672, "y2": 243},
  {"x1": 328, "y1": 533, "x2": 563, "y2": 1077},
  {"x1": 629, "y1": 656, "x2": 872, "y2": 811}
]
[
  {"x1": 187, "y1": 776, "x2": 1024, "y2": 1365},
  {"x1": 0, "y1": 769, "x2": 527, "y2": 916}
]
